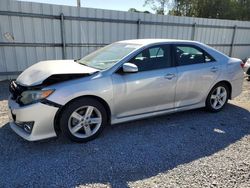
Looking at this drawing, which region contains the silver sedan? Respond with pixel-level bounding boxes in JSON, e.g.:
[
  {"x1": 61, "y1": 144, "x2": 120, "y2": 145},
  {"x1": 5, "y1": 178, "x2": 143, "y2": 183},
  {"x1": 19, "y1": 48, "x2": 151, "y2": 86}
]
[
  {"x1": 8, "y1": 39, "x2": 244, "y2": 142},
  {"x1": 243, "y1": 58, "x2": 250, "y2": 80}
]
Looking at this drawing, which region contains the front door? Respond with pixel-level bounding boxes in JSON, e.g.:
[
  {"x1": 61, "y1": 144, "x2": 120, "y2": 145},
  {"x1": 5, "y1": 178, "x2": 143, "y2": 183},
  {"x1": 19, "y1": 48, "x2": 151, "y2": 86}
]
[{"x1": 112, "y1": 44, "x2": 177, "y2": 118}]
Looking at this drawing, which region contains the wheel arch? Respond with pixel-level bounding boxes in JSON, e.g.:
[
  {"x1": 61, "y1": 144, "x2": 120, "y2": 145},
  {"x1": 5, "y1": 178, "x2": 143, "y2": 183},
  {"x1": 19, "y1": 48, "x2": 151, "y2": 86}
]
[
  {"x1": 53, "y1": 95, "x2": 111, "y2": 135},
  {"x1": 211, "y1": 80, "x2": 232, "y2": 99}
]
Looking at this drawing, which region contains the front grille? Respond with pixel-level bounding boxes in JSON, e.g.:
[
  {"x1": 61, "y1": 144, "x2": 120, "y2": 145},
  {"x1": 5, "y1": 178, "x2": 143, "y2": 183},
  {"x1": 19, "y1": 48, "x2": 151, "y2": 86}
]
[{"x1": 9, "y1": 81, "x2": 27, "y2": 104}]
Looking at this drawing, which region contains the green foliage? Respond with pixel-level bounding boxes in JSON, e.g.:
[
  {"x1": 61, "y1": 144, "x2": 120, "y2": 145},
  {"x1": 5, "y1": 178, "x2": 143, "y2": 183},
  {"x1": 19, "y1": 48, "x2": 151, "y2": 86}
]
[
  {"x1": 169, "y1": 0, "x2": 250, "y2": 20},
  {"x1": 128, "y1": 8, "x2": 151, "y2": 14},
  {"x1": 145, "y1": 0, "x2": 250, "y2": 20},
  {"x1": 144, "y1": 0, "x2": 171, "y2": 15}
]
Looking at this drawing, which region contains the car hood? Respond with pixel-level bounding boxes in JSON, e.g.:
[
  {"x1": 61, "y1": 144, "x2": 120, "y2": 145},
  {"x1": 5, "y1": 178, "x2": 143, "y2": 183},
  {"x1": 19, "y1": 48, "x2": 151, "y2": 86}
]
[{"x1": 16, "y1": 60, "x2": 98, "y2": 87}]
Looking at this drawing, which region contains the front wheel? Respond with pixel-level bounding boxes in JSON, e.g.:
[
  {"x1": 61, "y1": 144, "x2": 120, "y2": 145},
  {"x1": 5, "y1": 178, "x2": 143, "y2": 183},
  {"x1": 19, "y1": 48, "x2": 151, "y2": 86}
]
[
  {"x1": 206, "y1": 83, "x2": 229, "y2": 112},
  {"x1": 60, "y1": 98, "x2": 108, "y2": 143}
]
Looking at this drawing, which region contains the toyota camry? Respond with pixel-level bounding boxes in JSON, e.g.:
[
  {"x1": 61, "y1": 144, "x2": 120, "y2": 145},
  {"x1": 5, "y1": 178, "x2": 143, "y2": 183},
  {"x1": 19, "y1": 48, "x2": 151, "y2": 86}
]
[{"x1": 8, "y1": 39, "x2": 244, "y2": 142}]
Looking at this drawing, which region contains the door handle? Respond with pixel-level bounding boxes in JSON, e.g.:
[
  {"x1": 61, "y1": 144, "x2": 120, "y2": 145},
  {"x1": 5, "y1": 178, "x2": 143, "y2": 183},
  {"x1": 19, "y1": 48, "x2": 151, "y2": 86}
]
[
  {"x1": 210, "y1": 67, "x2": 218, "y2": 73},
  {"x1": 164, "y1": 73, "x2": 176, "y2": 80}
]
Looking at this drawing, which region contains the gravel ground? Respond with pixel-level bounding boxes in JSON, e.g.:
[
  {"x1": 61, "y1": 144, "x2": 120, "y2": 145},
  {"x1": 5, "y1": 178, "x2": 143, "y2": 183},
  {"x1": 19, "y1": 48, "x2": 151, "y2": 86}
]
[{"x1": 0, "y1": 79, "x2": 249, "y2": 188}]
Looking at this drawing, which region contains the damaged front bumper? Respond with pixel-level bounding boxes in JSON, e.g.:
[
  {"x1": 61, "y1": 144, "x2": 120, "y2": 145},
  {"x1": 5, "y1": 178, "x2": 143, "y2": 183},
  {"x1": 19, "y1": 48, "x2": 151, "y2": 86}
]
[{"x1": 8, "y1": 97, "x2": 59, "y2": 141}]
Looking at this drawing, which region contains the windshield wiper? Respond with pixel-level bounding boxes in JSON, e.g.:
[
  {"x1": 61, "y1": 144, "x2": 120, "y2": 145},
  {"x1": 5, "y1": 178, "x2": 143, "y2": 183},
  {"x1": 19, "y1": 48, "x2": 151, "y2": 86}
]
[{"x1": 78, "y1": 61, "x2": 102, "y2": 70}]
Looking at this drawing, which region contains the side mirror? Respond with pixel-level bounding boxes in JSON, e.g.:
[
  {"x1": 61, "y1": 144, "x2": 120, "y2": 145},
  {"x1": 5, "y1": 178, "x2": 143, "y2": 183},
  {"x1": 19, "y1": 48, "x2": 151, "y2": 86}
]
[{"x1": 122, "y1": 63, "x2": 138, "y2": 73}]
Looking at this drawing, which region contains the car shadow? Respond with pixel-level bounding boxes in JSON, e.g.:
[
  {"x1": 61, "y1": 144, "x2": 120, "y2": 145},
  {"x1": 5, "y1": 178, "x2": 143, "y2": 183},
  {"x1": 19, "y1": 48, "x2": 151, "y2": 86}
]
[
  {"x1": 0, "y1": 103, "x2": 250, "y2": 187},
  {"x1": 0, "y1": 80, "x2": 10, "y2": 101}
]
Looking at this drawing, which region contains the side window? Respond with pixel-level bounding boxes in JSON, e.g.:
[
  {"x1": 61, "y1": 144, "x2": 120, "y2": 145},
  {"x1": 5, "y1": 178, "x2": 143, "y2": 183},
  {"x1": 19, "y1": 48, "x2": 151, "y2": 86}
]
[
  {"x1": 175, "y1": 45, "x2": 215, "y2": 66},
  {"x1": 149, "y1": 47, "x2": 164, "y2": 58},
  {"x1": 129, "y1": 45, "x2": 171, "y2": 72}
]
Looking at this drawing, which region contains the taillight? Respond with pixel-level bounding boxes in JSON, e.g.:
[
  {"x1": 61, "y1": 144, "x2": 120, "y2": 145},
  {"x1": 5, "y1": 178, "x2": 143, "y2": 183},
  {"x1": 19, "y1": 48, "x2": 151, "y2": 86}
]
[{"x1": 240, "y1": 61, "x2": 245, "y2": 68}]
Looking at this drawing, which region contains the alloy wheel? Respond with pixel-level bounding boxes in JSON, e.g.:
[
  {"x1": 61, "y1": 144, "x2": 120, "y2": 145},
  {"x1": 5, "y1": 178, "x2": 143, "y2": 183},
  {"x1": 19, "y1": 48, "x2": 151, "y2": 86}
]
[
  {"x1": 210, "y1": 86, "x2": 227, "y2": 110},
  {"x1": 68, "y1": 106, "x2": 102, "y2": 139}
]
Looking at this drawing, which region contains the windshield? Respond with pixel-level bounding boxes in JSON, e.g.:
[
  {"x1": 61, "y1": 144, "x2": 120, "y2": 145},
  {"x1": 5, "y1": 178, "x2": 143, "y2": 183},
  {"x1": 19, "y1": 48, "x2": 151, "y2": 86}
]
[{"x1": 77, "y1": 42, "x2": 142, "y2": 70}]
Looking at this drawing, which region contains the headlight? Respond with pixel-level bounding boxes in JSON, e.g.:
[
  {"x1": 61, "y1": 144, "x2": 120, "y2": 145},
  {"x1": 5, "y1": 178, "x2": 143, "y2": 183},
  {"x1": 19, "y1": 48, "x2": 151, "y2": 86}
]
[{"x1": 20, "y1": 89, "x2": 54, "y2": 105}]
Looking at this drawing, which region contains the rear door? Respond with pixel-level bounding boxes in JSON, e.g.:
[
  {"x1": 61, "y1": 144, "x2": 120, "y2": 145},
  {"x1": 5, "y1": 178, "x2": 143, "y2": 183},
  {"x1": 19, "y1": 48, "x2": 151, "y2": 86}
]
[{"x1": 174, "y1": 44, "x2": 222, "y2": 107}]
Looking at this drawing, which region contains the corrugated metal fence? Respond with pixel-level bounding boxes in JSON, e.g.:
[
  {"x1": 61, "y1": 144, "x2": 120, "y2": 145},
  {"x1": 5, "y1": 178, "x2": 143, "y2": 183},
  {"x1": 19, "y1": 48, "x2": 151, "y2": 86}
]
[{"x1": 1, "y1": 0, "x2": 250, "y2": 80}]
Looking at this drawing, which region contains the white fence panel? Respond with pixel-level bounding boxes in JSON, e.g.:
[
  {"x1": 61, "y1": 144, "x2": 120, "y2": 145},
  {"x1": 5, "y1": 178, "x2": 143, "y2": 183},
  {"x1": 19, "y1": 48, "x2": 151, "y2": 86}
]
[{"x1": 1, "y1": 0, "x2": 250, "y2": 80}]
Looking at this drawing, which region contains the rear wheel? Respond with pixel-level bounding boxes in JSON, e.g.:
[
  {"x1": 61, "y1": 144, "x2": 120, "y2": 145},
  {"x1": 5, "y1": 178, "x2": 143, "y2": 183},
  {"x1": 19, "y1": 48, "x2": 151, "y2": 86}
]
[
  {"x1": 60, "y1": 98, "x2": 107, "y2": 143},
  {"x1": 206, "y1": 83, "x2": 229, "y2": 112}
]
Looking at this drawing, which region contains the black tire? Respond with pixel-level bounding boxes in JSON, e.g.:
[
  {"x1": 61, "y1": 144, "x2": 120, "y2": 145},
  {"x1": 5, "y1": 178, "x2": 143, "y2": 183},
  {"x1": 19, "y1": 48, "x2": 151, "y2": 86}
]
[
  {"x1": 60, "y1": 97, "x2": 108, "y2": 143},
  {"x1": 205, "y1": 83, "x2": 229, "y2": 113}
]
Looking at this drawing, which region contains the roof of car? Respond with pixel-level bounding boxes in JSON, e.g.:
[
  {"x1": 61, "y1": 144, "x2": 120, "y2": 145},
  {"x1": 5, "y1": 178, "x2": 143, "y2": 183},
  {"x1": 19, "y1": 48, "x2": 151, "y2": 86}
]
[
  {"x1": 118, "y1": 39, "x2": 200, "y2": 46},
  {"x1": 116, "y1": 39, "x2": 229, "y2": 60}
]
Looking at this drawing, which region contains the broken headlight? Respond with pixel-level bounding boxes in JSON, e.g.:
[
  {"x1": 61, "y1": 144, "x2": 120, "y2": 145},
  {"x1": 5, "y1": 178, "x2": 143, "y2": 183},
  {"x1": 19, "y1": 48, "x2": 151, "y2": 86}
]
[{"x1": 20, "y1": 89, "x2": 54, "y2": 105}]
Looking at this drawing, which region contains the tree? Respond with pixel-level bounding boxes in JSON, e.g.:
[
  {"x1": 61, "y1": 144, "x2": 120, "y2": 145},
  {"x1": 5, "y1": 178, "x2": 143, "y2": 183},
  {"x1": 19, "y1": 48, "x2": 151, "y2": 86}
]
[
  {"x1": 144, "y1": 0, "x2": 172, "y2": 15},
  {"x1": 235, "y1": 0, "x2": 250, "y2": 21},
  {"x1": 142, "y1": 0, "x2": 250, "y2": 20},
  {"x1": 169, "y1": 0, "x2": 250, "y2": 21},
  {"x1": 128, "y1": 8, "x2": 151, "y2": 14},
  {"x1": 128, "y1": 8, "x2": 138, "y2": 12}
]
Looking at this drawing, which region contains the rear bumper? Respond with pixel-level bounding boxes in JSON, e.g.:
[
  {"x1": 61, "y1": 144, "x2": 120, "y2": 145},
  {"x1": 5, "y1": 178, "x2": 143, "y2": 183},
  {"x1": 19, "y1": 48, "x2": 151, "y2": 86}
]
[
  {"x1": 8, "y1": 97, "x2": 59, "y2": 141},
  {"x1": 230, "y1": 77, "x2": 244, "y2": 99}
]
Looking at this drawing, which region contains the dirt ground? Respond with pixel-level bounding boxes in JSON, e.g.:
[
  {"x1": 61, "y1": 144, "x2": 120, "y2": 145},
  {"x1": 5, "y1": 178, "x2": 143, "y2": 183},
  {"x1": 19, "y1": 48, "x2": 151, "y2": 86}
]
[{"x1": 0, "y1": 79, "x2": 249, "y2": 188}]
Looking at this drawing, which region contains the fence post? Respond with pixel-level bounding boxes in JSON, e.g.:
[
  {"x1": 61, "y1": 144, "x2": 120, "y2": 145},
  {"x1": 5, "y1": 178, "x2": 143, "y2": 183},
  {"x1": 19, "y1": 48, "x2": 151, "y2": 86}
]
[
  {"x1": 137, "y1": 19, "x2": 141, "y2": 39},
  {"x1": 60, "y1": 13, "x2": 66, "y2": 59},
  {"x1": 229, "y1": 25, "x2": 237, "y2": 57},
  {"x1": 191, "y1": 22, "x2": 196, "y2": 40}
]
